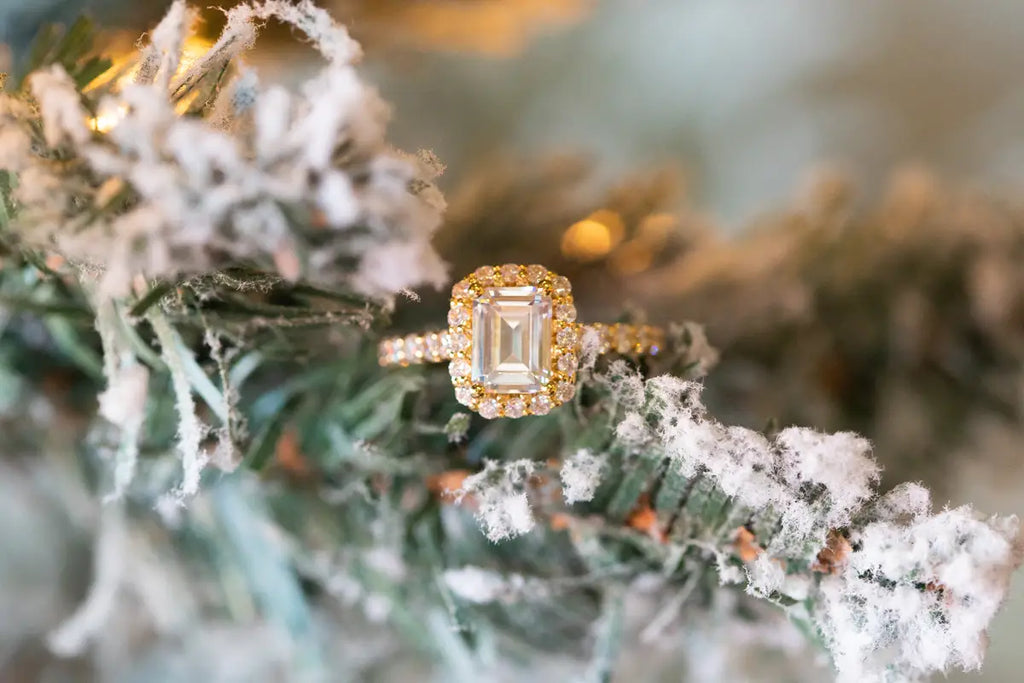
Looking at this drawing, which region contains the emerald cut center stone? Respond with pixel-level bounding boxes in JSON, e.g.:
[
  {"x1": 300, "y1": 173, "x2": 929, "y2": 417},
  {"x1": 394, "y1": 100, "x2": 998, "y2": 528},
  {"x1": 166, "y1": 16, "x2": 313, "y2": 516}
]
[{"x1": 471, "y1": 286, "x2": 552, "y2": 393}]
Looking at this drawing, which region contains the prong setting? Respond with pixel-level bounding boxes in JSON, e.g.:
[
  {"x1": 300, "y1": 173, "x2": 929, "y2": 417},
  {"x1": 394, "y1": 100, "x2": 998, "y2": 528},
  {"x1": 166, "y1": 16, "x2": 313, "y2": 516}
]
[{"x1": 448, "y1": 264, "x2": 581, "y2": 419}]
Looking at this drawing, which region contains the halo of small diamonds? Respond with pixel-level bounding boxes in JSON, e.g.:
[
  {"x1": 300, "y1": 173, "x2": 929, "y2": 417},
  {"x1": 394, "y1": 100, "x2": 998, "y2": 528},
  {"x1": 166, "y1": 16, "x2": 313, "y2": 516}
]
[{"x1": 448, "y1": 264, "x2": 581, "y2": 419}]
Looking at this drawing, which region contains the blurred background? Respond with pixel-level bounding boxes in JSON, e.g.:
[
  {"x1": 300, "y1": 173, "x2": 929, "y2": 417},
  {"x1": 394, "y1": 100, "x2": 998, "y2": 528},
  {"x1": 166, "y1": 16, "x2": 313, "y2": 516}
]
[{"x1": 2, "y1": 1, "x2": 1022, "y2": 681}]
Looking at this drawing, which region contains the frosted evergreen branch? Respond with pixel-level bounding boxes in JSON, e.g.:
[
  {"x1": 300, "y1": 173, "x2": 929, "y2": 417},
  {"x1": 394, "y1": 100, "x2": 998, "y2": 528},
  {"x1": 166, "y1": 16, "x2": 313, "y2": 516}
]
[
  {"x1": 147, "y1": 307, "x2": 209, "y2": 499},
  {"x1": 46, "y1": 506, "x2": 126, "y2": 656},
  {"x1": 0, "y1": 6, "x2": 1019, "y2": 683},
  {"x1": 456, "y1": 460, "x2": 538, "y2": 542},
  {"x1": 94, "y1": 297, "x2": 149, "y2": 501},
  {"x1": 594, "y1": 362, "x2": 1022, "y2": 681},
  {"x1": 443, "y1": 348, "x2": 1019, "y2": 681},
  {"x1": 2, "y1": 0, "x2": 447, "y2": 302}
]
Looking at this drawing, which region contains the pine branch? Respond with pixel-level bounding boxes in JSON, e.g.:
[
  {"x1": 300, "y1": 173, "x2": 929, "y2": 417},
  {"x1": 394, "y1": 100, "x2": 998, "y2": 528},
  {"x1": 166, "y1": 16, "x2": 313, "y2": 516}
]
[{"x1": 0, "y1": 4, "x2": 1019, "y2": 683}]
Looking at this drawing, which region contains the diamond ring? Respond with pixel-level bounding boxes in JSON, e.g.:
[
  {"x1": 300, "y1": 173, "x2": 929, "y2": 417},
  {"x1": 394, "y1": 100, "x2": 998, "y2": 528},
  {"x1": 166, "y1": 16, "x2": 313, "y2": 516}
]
[{"x1": 378, "y1": 264, "x2": 665, "y2": 419}]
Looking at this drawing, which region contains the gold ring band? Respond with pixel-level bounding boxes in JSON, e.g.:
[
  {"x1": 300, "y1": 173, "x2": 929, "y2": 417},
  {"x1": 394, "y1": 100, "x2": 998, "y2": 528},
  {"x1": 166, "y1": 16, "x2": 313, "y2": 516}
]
[
  {"x1": 378, "y1": 264, "x2": 664, "y2": 419},
  {"x1": 377, "y1": 323, "x2": 665, "y2": 367}
]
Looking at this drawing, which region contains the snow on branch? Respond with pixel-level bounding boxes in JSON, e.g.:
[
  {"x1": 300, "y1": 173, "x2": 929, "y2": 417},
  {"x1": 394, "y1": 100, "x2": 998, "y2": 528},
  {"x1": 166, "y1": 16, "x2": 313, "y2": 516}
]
[
  {"x1": 560, "y1": 449, "x2": 606, "y2": 504},
  {"x1": 606, "y1": 361, "x2": 1022, "y2": 682},
  {"x1": 443, "y1": 566, "x2": 544, "y2": 604},
  {"x1": 454, "y1": 357, "x2": 1021, "y2": 680},
  {"x1": 5, "y1": 0, "x2": 447, "y2": 301},
  {"x1": 456, "y1": 460, "x2": 537, "y2": 542}
]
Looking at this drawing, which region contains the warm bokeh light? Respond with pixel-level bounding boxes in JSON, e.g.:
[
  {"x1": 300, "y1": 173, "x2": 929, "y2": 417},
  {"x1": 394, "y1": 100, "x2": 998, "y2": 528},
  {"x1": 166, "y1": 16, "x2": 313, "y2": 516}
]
[
  {"x1": 610, "y1": 239, "x2": 653, "y2": 275},
  {"x1": 87, "y1": 35, "x2": 213, "y2": 133},
  {"x1": 89, "y1": 104, "x2": 128, "y2": 133},
  {"x1": 609, "y1": 212, "x2": 677, "y2": 274},
  {"x1": 561, "y1": 209, "x2": 624, "y2": 261},
  {"x1": 374, "y1": 0, "x2": 588, "y2": 56},
  {"x1": 637, "y1": 212, "x2": 676, "y2": 244}
]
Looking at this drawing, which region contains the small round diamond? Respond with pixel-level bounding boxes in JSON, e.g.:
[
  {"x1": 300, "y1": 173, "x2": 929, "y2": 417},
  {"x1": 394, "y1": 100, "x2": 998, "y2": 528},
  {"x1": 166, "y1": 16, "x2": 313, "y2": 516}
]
[
  {"x1": 452, "y1": 281, "x2": 471, "y2": 297},
  {"x1": 474, "y1": 266, "x2": 496, "y2": 284},
  {"x1": 552, "y1": 275, "x2": 572, "y2": 295},
  {"x1": 557, "y1": 353, "x2": 578, "y2": 374},
  {"x1": 555, "y1": 381, "x2": 576, "y2": 403},
  {"x1": 530, "y1": 394, "x2": 552, "y2": 415},
  {"x1": 479, "y1": 398, "x2": 501, "y2": 419},
  {"x1": 389, "y1": 339, "x2": 407, "y2": 363},
  {"x1": 500, "y1": 264, "x2": 521, "y2": 284},
  {"x1": 455, "y1": 386, "x2": 476, "y2": 406},
  {"x1": 449, "y1": 358, "x2": 471, "y2": 378},
  {"x1": 556, "y1": 326, "x2": 578, "y2": 346},
  {"x1": 526, "y1": 264, "x2": 547, "y2": 284},
  {"x1": 405, "y1": 334, "x2": 426, "y2": 359},
  {"x1": 425, "y1": 333, "x2": 443, "y2": 358},
  {"x1": 505, "y1": 397, "x2": 526, "y2": 418},
  {"x1": 449, "y1": 331, "x2": 471, "y2": 351},
  {"x1": 448, "y1": 306, "x2": 470, "y2": 326},
  {"x1": 555, "y1": 303, "x2": 577, "y2": 322}
]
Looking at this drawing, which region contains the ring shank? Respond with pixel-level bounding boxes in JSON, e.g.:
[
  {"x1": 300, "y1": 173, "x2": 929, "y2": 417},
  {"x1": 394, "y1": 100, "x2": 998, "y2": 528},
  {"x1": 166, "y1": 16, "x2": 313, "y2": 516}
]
[
  {"x1": 378, "y1": 324, "x2": 665, "y2": 367},
  {"x1": 377, "y1": 330, "x2": 454, "y2": 367}
]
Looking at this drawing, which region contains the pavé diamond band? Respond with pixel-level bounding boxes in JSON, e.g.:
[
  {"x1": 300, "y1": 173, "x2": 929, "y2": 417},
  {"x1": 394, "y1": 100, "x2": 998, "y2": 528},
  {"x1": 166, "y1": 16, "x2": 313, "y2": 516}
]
[{"x1": 378, "y1": 264, "x2": 664, "y2": 419}]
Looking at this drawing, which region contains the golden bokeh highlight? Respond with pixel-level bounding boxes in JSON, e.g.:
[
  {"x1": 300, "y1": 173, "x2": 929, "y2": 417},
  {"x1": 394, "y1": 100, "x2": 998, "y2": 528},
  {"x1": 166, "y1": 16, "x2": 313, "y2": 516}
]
[
  {"x1": 87, "y1": 36, "x2": 214, "y2": 133},
  {"x1": 610, "y1": 212, "x2": 678, "y2": 275},
  {"x1": 638, "y1": 212, "x2": 676, "y2": 243},
  {"x1": 89, "y1": 104, "x2": 129, "y2": 133},
  {"x1": 367, "y1": 0, "x2": 588, "y2": 56},
  {"x1": 561, "y1": 209, "x2": 625, "y2": 261},
  {"x1": 610, "y1": 239, "x2": 654, "y2": 275}
]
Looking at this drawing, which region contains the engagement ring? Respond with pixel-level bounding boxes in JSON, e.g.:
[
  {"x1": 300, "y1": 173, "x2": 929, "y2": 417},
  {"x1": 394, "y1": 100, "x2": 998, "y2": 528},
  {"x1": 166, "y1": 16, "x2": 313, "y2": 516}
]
[{"x1": 378, "y1": 264, "x2": 664, "y2": 419}]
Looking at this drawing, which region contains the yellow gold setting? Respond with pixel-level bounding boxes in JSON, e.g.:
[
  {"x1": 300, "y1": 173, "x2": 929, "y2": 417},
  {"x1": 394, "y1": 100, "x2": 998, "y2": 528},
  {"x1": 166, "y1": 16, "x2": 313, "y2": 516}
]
[
  {"x1": 377, "y1": 263, "x2": 665, "y2": 420},
  {"x1": 447, "y1": 264, "x2": 580, "y2": 419}
]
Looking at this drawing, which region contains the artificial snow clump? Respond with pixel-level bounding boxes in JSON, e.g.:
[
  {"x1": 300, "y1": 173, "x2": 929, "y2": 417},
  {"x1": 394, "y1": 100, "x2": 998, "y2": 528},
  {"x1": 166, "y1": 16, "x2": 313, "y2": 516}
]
[
  {"x1": 444, "y1": 412, "x2": 471, "y2": 443},
  {"x1": 605, "y1": 362, "x2": 1022, "y2": 681},
  {"x1": 817, "y1": 498, "x2": 1023, "y2": 683},
  {"x1": 745, "y1": 554, "x2": 785, "y2": 598},
  {"x1": 560, "y1": 449, "x2": 606, "y2": 504},
  {"x1": 27, "y1": 65, "x2": 90, "y2": 148},
  {"x1": 629, "y1": 368, "x2": 879, "y2": 555},
  {"x1": 7, "y1": 0, "x2": 448, "y2": 301},
  {"x1": 775, "y1": 428, "x2": 877, "y2": 531},
  {"x1": 443, "y1": 566, "x2": 534, "y2": 604},
  {"x1": 457, "y1": 460, "x2": 537, "y2": 542}
]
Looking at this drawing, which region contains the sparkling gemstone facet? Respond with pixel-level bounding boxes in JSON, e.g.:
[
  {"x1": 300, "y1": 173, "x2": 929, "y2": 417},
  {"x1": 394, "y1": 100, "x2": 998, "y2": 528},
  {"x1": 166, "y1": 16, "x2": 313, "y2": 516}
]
[
  {"x1": 556, "y1": 326, "x2": 578, "y2": 346},
  {"x1": 448, "y1": 306, "x2": 470, "y2": 326},
  {"x1": 471, "y1": 286, "x2": 552, "y2": 393},
  {"x1": 530, "y1": 394, "x2": 552, "y2": 415},
  {"x1": 500, "y1": 264, "x2": 521, "y2": 284},
  {"x1": 449, "y1": 331, "x2": 471, "y2": 351},
  {"x1": 551, "y1": 275, "x2": 572, "y2": 295},
  {"x1": 557, "y1": 353, "x2": 578, "y2": 374},
  {"x1": 425, "y1": 333, "x2": 443, "y2": 359},
  {"x1": 455, "y1": 386, "x2": 475, "y2": 406},
  {"x1": 449, "y1": 358, "x2": 471, "y2": 378},
  {"x1": 505, "y1": 397, "x2": 527, "y2": 418},
  {"x1": 555, "y1": 302, "x2": 577, "y2": 322},
  {"x1": 479, "y1": 398, "x2": 501, "y2": 419},
  {"x1": 474, "y1": 266, "x2": 497, "y2": 285}
]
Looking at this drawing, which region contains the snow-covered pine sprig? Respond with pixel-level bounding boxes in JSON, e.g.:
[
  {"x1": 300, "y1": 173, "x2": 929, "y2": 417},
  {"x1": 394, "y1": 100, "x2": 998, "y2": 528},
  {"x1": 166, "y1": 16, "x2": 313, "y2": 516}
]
[
  {"x1": 0, "y1": 5, "x2": 1020, "y2": 683},
  {"x1": 448, "y1": 357, "x2": 1022, "y2": 682},
  {"x1": 0, "y1": 1, "x2": 448, "y2": 502},
  {"x1": 2, "y1": 0, "x2": 446, "y2": 301}
]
